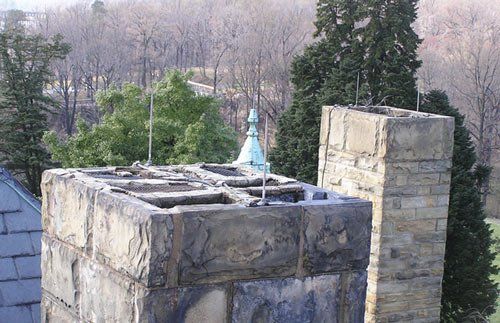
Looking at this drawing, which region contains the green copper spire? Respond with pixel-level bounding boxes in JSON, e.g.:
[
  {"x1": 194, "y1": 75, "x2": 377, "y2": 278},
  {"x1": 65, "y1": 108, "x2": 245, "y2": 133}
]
[{"x1": 233, "y1": 108, "x2": 270, "y2": 172}]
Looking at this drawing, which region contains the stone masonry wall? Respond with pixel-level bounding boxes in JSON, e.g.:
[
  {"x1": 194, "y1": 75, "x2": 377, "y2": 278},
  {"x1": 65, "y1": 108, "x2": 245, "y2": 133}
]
[
  {"x1": 318, "y1": 106, "x2": 454, "y2": 322},
  {"x1": 41, "y1": 165, "x2": 372, "y2": 322}
]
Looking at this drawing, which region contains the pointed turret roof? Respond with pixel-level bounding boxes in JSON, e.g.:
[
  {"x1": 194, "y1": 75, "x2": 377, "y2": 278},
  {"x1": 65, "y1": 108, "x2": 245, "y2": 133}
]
[{"x1": 233, "y1": 109, "x2": 269, "y2": 172}]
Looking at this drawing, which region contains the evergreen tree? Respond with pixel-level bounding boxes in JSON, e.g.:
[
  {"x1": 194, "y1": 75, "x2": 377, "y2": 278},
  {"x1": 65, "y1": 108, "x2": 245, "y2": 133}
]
[
  {"x1": 270, "y1": 0, "x2": 421, "y2": 183},
  {"x1": 363, "y1": 0, "x2": 421, "y2": 107},
  {"x1": 0, "y1": 27, "x2": 69, "y2": 196},
  {"x1": 420, "y1": 90, "x2": 498, "y2": 321},
  {"x1": 270, "y1": 1, "x2": 365, "y2": 183}
]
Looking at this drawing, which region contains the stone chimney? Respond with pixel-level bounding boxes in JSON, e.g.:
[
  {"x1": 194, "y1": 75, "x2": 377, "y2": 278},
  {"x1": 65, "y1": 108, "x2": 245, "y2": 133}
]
[
  {"x1": 318, "y1": 106, "x2": 454, "y2": 322},
  {"x1": 41, "y1": 164, "x2": 371, "y2": 322}
]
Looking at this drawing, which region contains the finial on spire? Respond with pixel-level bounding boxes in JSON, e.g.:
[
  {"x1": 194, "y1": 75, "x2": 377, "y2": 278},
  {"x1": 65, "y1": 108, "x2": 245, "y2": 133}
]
[{"x1": 232, "y1": 108, "x2": 270, "y2": 172}]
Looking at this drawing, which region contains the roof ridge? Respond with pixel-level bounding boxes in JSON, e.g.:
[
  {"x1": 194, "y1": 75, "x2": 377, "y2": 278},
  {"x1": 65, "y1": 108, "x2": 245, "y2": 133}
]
[{"x1": 0, "y1": 167, "x2": 41, "y2": 211}]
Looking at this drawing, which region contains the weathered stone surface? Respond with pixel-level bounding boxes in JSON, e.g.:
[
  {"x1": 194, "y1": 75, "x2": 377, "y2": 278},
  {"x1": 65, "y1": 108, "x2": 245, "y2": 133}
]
[
  {"x1": 41, "y1": 296, "x2": 79, "y2": 323},
  {"x1": 386, "y1": 117, "x2": 453, "y2": 161},
  {"x1": 41, "y1": 165, "x2": 372, "y2": 321},
  {"x1": 41, "y1": 172, "x2": 102, "y2": 249},
  {"x1": 345, "y1": 112, "x2": 381, "y2": 156},
  {"x1": 303, "y1": 203, "x2": 371, "y2": 274},
  {"x1": 324, "y1": 108, "x2": 346, "y2": 150},
  {"x1": 93, "y1": 190, "x2": 173, "y2": 287},
  {"x1": 319, "y1": 106, "x2": 454, "y2": 322},
  {"x1": 344, "y1": 271, "x2": 368, "y2": 322},
  {"x1": 232, "y1": 274, "x2": 342, "y2": 323},
  {"x1": 179, "y1": 205, "x2": 301, "y2": 284},
  {"x1": 41, "y1": 235, "x2": 80, "y2": 312},
  {"x1": 79, "y1": 257, "x2": 135, "y2": 322},
  {"x1": 135, "y1": 284, "x2": 228, "y2": 323}
]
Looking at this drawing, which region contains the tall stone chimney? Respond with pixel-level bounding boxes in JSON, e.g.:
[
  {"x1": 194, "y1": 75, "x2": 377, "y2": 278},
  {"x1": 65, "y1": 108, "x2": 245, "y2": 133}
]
[{"x1": 318, "y1": 106, "x2": 454, "y2": 322}]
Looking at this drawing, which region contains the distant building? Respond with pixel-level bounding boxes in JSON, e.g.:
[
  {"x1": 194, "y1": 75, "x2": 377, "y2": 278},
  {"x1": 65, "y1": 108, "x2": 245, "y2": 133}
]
[
  {"x1": 233, "y1": 108, "x2": 270, "y2": 172},
  {"x1": 0, "y1": 10, "x2": 46, "y2": 30},
  {"x1": 0, "y1": 167, "x2": 42, "y2": 322}
]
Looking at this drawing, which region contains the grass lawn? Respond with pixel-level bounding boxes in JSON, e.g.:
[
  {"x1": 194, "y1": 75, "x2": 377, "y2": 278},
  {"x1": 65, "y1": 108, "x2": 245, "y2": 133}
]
[{"x1": 486, "y1": 218, "x2": 500, "y2": 322}]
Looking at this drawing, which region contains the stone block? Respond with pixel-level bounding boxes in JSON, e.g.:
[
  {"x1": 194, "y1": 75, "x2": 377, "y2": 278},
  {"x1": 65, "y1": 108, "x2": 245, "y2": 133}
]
[
  {"x1": 401, "y1": 196, "x2": 437, "y2": 209},
  {"x1": 15, "y1": 255, "x2": 41, "y2": 279},
  {"x1": 441, "y1": 118, "x2": 455, "y2": 159},
  {"x1": 232, "y1": 274, "x2": 342, "y2": 323},
  {"x1": 439, "y1": 173, "x2": 452, "y2": 184},
  {"x1": 414, "y1": 231, "x2": 447, "y2": 243},
  {"x1": 179, "y1": 205, "x2": 301, "y2": 284},
  {"x1": 436, "y1": 219, "x2": 447, "y2": 231},
  {"x1": 416, "y1": 186, "x2": 431, "y2": 195},
  {"x1": 345, "y1": 112, "x2": 380, "y2": 156},
  {"x1": 396, "y1": 220, "x2": 437, "y2": 233},
  {"x1": 343, "y1": 271, "x2": 368, "y2": 322},
  {"x1": 42, "y1": 173, "x2": 102, "y2": 249},
  {"x1": 41, "y1": 235, "x2": 80, "y2": 311},
  {"x1": 407, "y1": 173, "x2": 441, "y2": 186},
  {"x1": 385, "y1": 162, "x2": 420, "y2": 174},
  {"x1": 383, "y1": 197, "x2": 401, "y2": 210},
  {"x1": 334, "y1": 164, "x2": 385, "y2": 187},
  {"x1": 42, "y1": 296, "x2": 79, "y2": 323},
  {"x1": 0, "y1": 278, "x2": 41, "y2": 306},
  {"x1": 430, "y1": 185, "x2": 450, "y2": 195},
  {"x1": 0, "y1": 233, "x2": 34, "y2": 257},
  {"x1": 0, "y1": 258, "x2": 18, "y2": 281},
  {"x1": 437, "y1": 195, "x2": 449, "y2": 206},
  {"x1": 415, "y1": 207, "x2": 448, "y2": 220},
  {"x1": 135, "y1": 284, "x2": 228, "y2": 323},
  {"x1": 326, "y1": 109, "x2": 346, "y2": 150},
  {"x1": 419, "y1": 160, "x2": 452, "y2": 173},
  {"x1": 3, "y1": 207, "x2": 41, "y2": 233},
  {"x1": 93, "y1": 190, "x2": 173, "y2": 287},
  {"x1": 354, "y1": 157, "x2": 383, "y2": 173},
  {"x1": 384, "y1": 209, "x2": 416, "y2": 221},
  {"x1": 79, "y1": 257, "x2": 135, "y2": 322},
  {"x1": 386, "y1": 117, "x2": 453, "y2": 161},
  {"x1": 303, "y1": 203, "x2": 371, "y2": 274}
]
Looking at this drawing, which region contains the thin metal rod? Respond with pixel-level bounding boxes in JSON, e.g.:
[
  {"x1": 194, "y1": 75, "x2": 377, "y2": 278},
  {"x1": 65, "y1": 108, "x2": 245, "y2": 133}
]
[
  {"x1": 261, "y1": 114, "x2": 269, "y2": 202},
  {"x1": 416, "y1": 83, "x2": 420, "y2": 112},
  {"x1": 146, "y1": 92, "x2": 154, "y2": 166},
  {"x1": 355, "y1": 71, "x2": 360, "y2": 106}
]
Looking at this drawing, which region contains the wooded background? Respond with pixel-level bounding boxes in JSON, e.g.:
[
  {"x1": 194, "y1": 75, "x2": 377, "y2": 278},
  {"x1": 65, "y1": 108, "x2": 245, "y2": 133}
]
[{"x1": 1, "y1": 0, "x2": 498, "y2": 216}]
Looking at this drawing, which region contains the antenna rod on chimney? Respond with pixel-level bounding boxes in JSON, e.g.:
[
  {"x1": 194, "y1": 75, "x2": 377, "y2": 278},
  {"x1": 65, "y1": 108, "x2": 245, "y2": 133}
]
[
  {"x1": 416, "y1": 83, "x2": 420, "y2": 112},
  {"x1": 261, "y1": 114, "x2": 269, "y2": 204},
  {"x1": 146, "y1": 92, "x2": 154, "y2": 166},
  {"x1": 355, "y1": 71, "x2": 360, "y2": 106}
]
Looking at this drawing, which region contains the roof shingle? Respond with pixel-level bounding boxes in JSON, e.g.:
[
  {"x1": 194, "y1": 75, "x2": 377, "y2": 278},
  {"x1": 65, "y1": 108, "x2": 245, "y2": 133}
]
[{"x1": 0, "y1": 167, "x2": 42, "y2": 323}]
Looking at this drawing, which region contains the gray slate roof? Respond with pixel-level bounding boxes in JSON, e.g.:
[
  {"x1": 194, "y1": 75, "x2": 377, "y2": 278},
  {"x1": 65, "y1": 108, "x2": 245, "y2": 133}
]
[{"x1": 0, "y1": 168, "x2": 41, "y2": 323}]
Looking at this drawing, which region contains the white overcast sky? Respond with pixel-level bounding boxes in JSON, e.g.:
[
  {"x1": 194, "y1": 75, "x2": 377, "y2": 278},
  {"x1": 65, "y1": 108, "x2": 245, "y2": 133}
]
[{"x1": 0, "y1": 0, "x2": 92, "y2": 11}]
